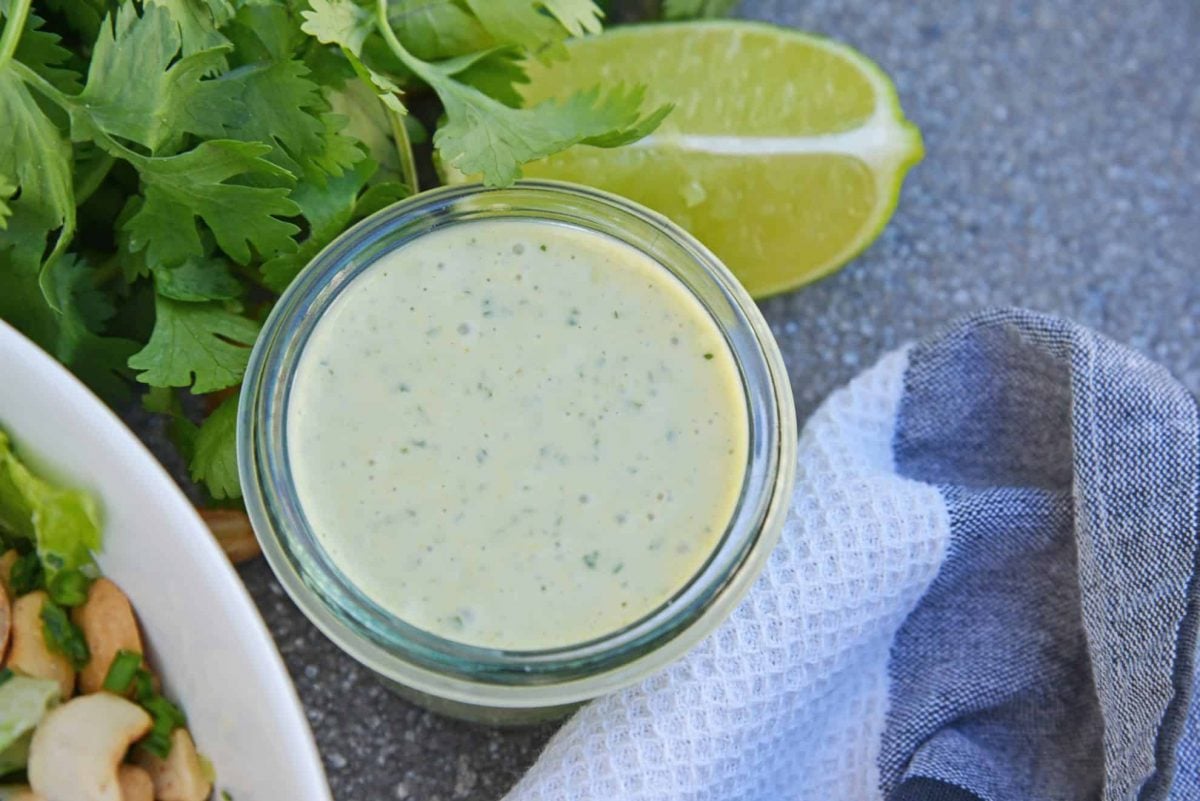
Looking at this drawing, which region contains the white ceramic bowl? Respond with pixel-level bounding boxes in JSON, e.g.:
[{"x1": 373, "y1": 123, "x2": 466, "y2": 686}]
[{"x1": 0, "y1": 321, "x2": 331, "y2": 801}]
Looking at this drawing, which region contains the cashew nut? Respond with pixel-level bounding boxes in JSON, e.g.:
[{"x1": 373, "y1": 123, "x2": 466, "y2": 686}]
[
  {"x1": 133, "y1": 728, "x2": 212, "y2": 801},
  {"x1": 5, "y1": 592, "x2": 73, "y2": 700},
  {"x1": 72, "y1": 579, "x2": 144, "y2": 695},
  {"x1": 27, "y1": 693, "x2": 151, "y2": 801},
  {"x1": 116, "y1": 766, "x2": 154, "y2": 801},
  {"x1": 0, "y1": 549, "x2": 16, "y2": 598},
  {"x1": 199, "y1": 508, "x2": 261, "y2": 564}
]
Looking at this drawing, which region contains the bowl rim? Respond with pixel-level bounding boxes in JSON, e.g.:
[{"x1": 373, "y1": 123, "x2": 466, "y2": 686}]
[{"x1": 0, "y1": 319, "x2": 332, "y2": 800}]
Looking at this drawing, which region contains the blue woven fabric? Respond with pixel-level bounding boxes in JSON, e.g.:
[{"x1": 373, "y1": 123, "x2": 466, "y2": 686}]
[
  {"x1": 883, "y1": 309, "x2": 1200, "y2": 801},
  {"x1": 505, "y1": 308, "x2": 1200, "y2": 801}
]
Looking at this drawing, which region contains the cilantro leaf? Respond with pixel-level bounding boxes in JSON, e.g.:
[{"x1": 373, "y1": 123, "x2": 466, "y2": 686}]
[
  {"x1": 662, "y1": 0, "x2": 742, "y2": 19},
  {"x1": 0, "y1": 70, "x2": 75, "y2": 247},
  {"x1": 441, "y1": 47, "x2": 527, "y2": 108},
  {"x1": 153, "y1": 258, "x2": 243, "y2": 302},
  {"x1": 62, "y1": 333, "x2": 139, "y2": 402},
  {"x1": 78, "y1": 9, "x2": 357, "y2": 186},
  {"x1": 74, "y1": 3, "x2": 229, "y2": 154},
  {"x1": 225, "y1": 3, "x2": 308, "y2": 64},
  {"x1": 315, "y1": 112, "x2": 367, "y2": 176},
  {"x1": 40, "y1": 0, "x2": 106, "y2": 43},
  {"x1": 47, "y1": 254, "x2": 115, "y2": 332},
  {"x1": 386, "y1": 0, "x2": 493, "y2": 62},
  {"x1": 190, "y1": 395, "x2": 240, "y2": 499},
  {"x1": 11, "y1": 12, "x2": 82, "y2": 93},
  {"x1": 347, "y1": 50, "x2": 407, "y2": 113},
  {"x1": 43, "y1": 256, "x2": 140, "y2": 398},
  {"x1": 352, "y1": 180, "x2": 410, "y2": 220},
  {"x1": 141, "y1": 385, "x2": 183, "y2": 416},
  {"x1": 435, "y1": 80, "x2": 671, "y2": 185},
  {"x1": 528, "y1": 0, "x2": 604, "y2": 36},
  {"x1": 261, "y1": 157, "x2": 393, "y2": 290},
  {"x1": 141, "y1": 388, "x2": 200, "y2": 468},
  {"x1": 0, "y1": 225, "x2": 135, "y2": 401},
  {"x1": 326, "y1": 78, "x2": 406, "y2": 177},
  {"x1": 0, "y1": 177, "x2": 14, "y2": 229},
  {"x1": 301, "y1": 0, "x2": 374, "y2": 55},
  {"x1": 364, "y1": 1, "x2": 671, "y2": 185},
  {"x1": 0, "y1": 0, "x2": 687, "y2": 508},
  {"x1": 124, "y1": 140, "x2": 300, "y2": 269},
  {"x1": 260, "y1": 177, "x2": 363, "y2": 290},
  {"x1": 128, "y1": 298, "x2": 261, "y2": 393},
  {"x1": 300, "y1": 3, "x2": 417, "y2": 184},
  {"x1": 198, "y1": 59, "x2": 361, "y2": 179},
  {"x1": 147, "y1": 0, "x2": 235, "y2": 62},
  {"x1": 461, "y1": 0, "x2": 602, "y2": 59},
  {"x1": 72, "y1": 142, "x2": 116, "y2": 207},
  {"x1": 301, "y1": 1, "x2": 407, "y2": 113}
]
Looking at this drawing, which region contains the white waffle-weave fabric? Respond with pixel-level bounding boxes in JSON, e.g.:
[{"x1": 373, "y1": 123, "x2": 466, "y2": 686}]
[{"x1": 505, "y1": 310, "x2": 1200, "y2": 801}]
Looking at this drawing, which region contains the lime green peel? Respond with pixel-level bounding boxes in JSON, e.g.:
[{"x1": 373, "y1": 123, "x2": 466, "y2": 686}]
[{"x1": 509, "y1": 22, "x2": 925, "y2": 297}]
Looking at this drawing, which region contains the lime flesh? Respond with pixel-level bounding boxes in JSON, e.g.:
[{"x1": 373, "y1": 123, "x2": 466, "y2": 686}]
[{"x1": 515, "y1": 22, "x2": 924, "y2": 297}]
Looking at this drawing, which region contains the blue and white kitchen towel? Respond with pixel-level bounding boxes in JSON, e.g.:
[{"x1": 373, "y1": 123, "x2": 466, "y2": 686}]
[{"x1": 506, "y1": 308, "x2": 1200, "y2": 801}]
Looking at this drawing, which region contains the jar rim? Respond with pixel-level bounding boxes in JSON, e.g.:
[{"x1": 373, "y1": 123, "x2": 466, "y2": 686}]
[{"x1": 238, "y1": 180, "x2": 796, "y2": 708}]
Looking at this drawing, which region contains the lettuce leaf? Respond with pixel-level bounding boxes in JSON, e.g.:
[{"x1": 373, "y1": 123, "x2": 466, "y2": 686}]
[
  {"x1": 0, "y1": 675, "x2": 61, "y2": 775},
  {"x1": 0, "y1": 429, "x2": 101, "y2": 581}
]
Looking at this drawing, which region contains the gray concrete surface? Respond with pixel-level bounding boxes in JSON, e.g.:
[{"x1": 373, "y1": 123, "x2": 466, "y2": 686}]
[{"x1": 236, "y1": 1, "x2": 1200, "y2": 799}]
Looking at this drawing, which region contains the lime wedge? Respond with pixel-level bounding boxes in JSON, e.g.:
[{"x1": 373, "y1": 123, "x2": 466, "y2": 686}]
[{"x1": 514, "y1": 22, "x2": 924, "y2": 297}]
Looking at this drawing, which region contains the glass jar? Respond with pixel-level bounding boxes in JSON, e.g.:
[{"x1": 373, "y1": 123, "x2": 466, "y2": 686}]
[{"x1": 238, "y1": 181, "x2": 796, "y2": 723}]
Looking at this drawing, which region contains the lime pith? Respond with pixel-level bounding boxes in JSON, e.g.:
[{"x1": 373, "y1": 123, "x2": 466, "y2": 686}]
[{"x1": 512, "y1": 22, "x2": 924, "y2": 298}]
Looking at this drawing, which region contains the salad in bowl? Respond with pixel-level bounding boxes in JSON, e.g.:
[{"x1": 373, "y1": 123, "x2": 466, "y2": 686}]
[
  {"x1": 0, "y1": 430, "x2": 209, "y2": 800},
  {"x1": 0, "y1": 320, "x2": 330, "y2": 801}
]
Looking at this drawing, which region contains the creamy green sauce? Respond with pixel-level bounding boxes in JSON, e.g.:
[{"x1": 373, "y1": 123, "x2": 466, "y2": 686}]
[{"x1": 287, "y1": 220, "x2": 748, "y2": 650}]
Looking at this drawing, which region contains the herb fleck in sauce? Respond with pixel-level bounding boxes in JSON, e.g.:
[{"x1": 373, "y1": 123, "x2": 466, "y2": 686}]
[{"x1": 287, "y1": 220, "x2": 748, "y2": 650}]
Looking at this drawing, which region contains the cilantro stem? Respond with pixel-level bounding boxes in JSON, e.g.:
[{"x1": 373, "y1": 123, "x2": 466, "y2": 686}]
[
  {"x1": 14, "y1": 55, "x2": 278, "y2": 299},
  {"x1": 10, "y1": 61, "x2": 149, "y2": 170},
  {"x1": 374, "y1": 0, "x2": 437, "y2": 85},
  {"x1": 388, "y1": 110, "x2": 419, "y2": 194},
  {"x1": 0, "y1": 0, "x2": 32, "y2": 73},
  {"x1": 15, "y1": 69, "x2": 152, "y2": 173},
  {"x1": 10, "y1": 59, "x2": 71, "y2": 109},
  {"x1": 372, "y1": 0, "x2": 424, "y2": 193}
]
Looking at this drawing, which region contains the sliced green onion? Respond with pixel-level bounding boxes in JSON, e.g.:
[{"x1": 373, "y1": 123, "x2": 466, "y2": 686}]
[
  {"x1": 140, "y1": 728, "x2": 172, "y2": 759},
  {"x1": 102, "y1": 650, "x2": 143, "y2": 694},
  {"x1": 140, "y1": 716, "x2": 174, "y2": 758},
  {"x1": 10, "y1": 551, "x2": 44, "y2": 596},
  {"x1": 138, "y1": 694, "x2": 187, "y2": 758},
  {"x1": 144, "y1": 694, "x2": 187, "y2": 728},
  {"x1": 40, "y1": 599, "x2": 90, "y2": 670},
  {"x1": 132, "y1": 668, "x2": 154, "y2": 703},
  {"x1": 48, "y1": 568, "x2": 91, "y2": 607}
]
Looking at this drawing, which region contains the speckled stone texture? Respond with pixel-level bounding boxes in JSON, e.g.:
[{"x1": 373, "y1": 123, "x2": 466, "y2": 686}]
[{"x1": 236, "y1": 1, "x2": 1200, "y2": 799}]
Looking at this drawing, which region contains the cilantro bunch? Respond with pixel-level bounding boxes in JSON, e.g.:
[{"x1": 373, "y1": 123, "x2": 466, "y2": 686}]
[{"x1": 0, "y1": 0, "x2": 670, "y2": 501}]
